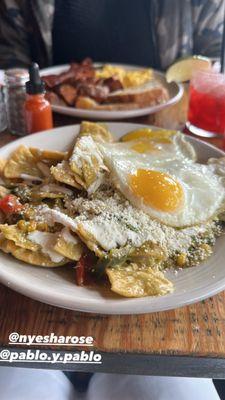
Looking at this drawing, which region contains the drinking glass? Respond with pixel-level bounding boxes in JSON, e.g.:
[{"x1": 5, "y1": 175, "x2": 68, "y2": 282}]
[{"x1": 186, "y1": 70, "x2": 225, "y2": 137}]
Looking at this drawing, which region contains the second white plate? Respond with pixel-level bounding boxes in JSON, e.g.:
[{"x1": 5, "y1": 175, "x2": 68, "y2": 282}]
[{"x1": 40, "y1": 63, "x2": 183, "y2": 120}]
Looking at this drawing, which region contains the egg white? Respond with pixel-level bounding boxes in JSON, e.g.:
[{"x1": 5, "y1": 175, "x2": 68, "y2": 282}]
[
  {"x1": 102, "y1": 156, "x2": 225, "y2": 227},
  {"x1": 100, "y1": 131, "x2": 196, "y2": 165}
]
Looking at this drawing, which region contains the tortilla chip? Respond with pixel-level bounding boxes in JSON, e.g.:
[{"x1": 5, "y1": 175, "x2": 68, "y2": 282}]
[
  {"x1": 29, "y1": 148, "x2": 67, "y2": 163},
  {"x1": 69, "y1": 137, "x2": 107, "y2": 192},
  {"x1": 0, "y1": 236, "x2": 66, "y2": 267},
  {"x1": 36, "y1": 162, "x2": 51, "y2": 178},
  {"x1": 106, "y1": 263, "x2": 173, "y2": 297},
  {"x1": 4, "y1": 145, "x2": 43, "y2": 179},
  {"x1": 129, "y1": 241, "x2": 166, "y2": 264},
  {"x1": 0, "y1": 224, "x2": 39, "y2": 251},
  {"x1": 0, "y1": 159, "x2": 6, "y2": 175},
  {"x1": 76, "y1": 223, "x2": 105, "y2": 258},
  {"x1": 0, "y1": 185, "x2": 10, "y2": 198},
  {"x1": 4, "y1": 145, "x2": 68, "y2": 180},
  {"x1": 79, "y1": 121, "x2": 113, "y2": 143},
  {"x1": 82, "y1": 158, "x2": 101, "y2": 188},
  {"x1": 54, "y1": 234, "x2": 82, "y2": 260},
  {"x1": 68, "y1": 122, "x2": 112, "y2": 191},
  {"x1": 51, "y1": 161, "x2": 82, "y2": 189}
]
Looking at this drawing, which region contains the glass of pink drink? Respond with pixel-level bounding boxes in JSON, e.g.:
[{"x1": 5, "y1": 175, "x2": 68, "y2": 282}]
[{"x1": 187, "y1": 70, "x2": 225, "y2": 137}]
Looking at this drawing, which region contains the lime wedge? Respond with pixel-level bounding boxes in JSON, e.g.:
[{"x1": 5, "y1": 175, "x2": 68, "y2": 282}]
[{"x1": 166, "y1": 56, "x2": 212, "y2": 83}]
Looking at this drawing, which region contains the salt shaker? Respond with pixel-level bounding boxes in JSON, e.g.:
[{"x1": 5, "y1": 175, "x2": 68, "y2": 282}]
[
  {"x1": 4, "y1": 68, "x2": 29, "y2": 136},
  {"x1": 0, "y1": 86, "x2": 7, "y2": 132}
]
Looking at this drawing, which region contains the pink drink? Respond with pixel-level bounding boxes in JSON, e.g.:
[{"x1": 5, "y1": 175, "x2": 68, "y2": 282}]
[{"x1": 187, "y1": 70, "x2": 225, "y2": 137}]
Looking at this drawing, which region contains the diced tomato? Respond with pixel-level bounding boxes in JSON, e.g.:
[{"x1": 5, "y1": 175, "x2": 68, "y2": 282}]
[
  {"x1": 75, "y1": 252, "x2": 95, "y2": 286},
  {"x1": 0, "y1": 194, "x2": 23, "y2": 215}
]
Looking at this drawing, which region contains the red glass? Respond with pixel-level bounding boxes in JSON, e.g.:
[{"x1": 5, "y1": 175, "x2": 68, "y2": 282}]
[{"x1": 187, "y1": 70, "x2": 225, "y2": 137}]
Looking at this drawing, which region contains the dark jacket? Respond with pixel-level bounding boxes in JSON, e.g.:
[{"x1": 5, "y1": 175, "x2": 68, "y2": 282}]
[{"x1": 0, "y1": 0, "x2": 224, "y2": 70}]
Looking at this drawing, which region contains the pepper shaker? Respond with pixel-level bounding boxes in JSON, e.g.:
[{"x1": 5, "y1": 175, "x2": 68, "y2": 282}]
[
  {"x1": 4, "y1": 68, "x2": 29, "y2": 136},
  {"x1": 0, "y1": 86, "x2": 7, "y2": 132}
]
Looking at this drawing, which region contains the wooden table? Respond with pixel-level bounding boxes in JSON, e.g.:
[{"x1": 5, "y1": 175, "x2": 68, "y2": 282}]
[{"x1": 1, "y1": 113, "x2": 225, "y2": 377}]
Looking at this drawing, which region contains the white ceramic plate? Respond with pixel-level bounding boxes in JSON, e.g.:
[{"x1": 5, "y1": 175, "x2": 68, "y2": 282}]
[
  {"x1": 40, "y1": 64, "x2": 183, "y2": 120},
  {"x1": 0, "y1": 123, "x2": 224, "y2": 315}
]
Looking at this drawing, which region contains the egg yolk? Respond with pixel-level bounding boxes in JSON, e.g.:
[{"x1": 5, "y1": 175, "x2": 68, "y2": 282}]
[
  {"x1": 130, "y1": 169, "x2": 184, "y2": 212},
  {"x1": 131, "y1": 141, "x2": 157, "y2": 153},
  {"x1": 130, "y1": 138, "x2": 173, "y2": 154},
  {"x1": 121, "y1": 128, "x2": 175, "y2": 142}
]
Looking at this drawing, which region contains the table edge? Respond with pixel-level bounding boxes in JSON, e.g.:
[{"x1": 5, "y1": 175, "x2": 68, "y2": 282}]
[{"x1": 1, "y1": 346, "x2": 225, "y2": 378}]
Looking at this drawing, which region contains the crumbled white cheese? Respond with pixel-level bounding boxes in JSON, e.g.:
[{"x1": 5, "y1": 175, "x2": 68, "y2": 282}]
[
  {"x1": 35, "y1": 189, "x2": 218, "y2": 257},
  {"x1": 67, "y1": 188, "x2": 217, "y2": 255}
]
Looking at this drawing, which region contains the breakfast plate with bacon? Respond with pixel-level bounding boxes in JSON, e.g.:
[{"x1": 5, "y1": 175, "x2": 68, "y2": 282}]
[{"x1": 41, "y1": 59, "x2": 183, "y2": 120}]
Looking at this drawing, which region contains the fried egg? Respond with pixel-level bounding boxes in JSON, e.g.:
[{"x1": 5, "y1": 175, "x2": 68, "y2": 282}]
[
  {"x1": 100, "y1": 128, "x2": 196, "y2": 165},
  {"x1": 101, "y1": 155, "x2": 225, "y2": 227}
]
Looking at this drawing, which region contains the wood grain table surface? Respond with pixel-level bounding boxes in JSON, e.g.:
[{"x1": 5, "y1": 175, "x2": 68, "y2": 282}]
[{"x1": 1, "y1": 112, "x2": 225, "y2": 377}]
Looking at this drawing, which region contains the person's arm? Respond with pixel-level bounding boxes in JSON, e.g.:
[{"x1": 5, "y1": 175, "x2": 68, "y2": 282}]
[
  {"x1": 0, "y1": 0, "x2": 32, "y2": 69},
  {"x1": 192, "y1": 0, "x2": 224, "y2": 58}
]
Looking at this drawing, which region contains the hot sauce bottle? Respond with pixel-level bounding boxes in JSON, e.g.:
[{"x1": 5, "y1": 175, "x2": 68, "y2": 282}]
[{"x1": 25, "y1": 63, "x2": 53, "y2": 134}]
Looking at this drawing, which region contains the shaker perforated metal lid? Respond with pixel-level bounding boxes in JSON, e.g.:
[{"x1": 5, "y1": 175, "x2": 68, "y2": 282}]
[{"x1": 4, "y1": 68, "x2": 29, "y2": 86}]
